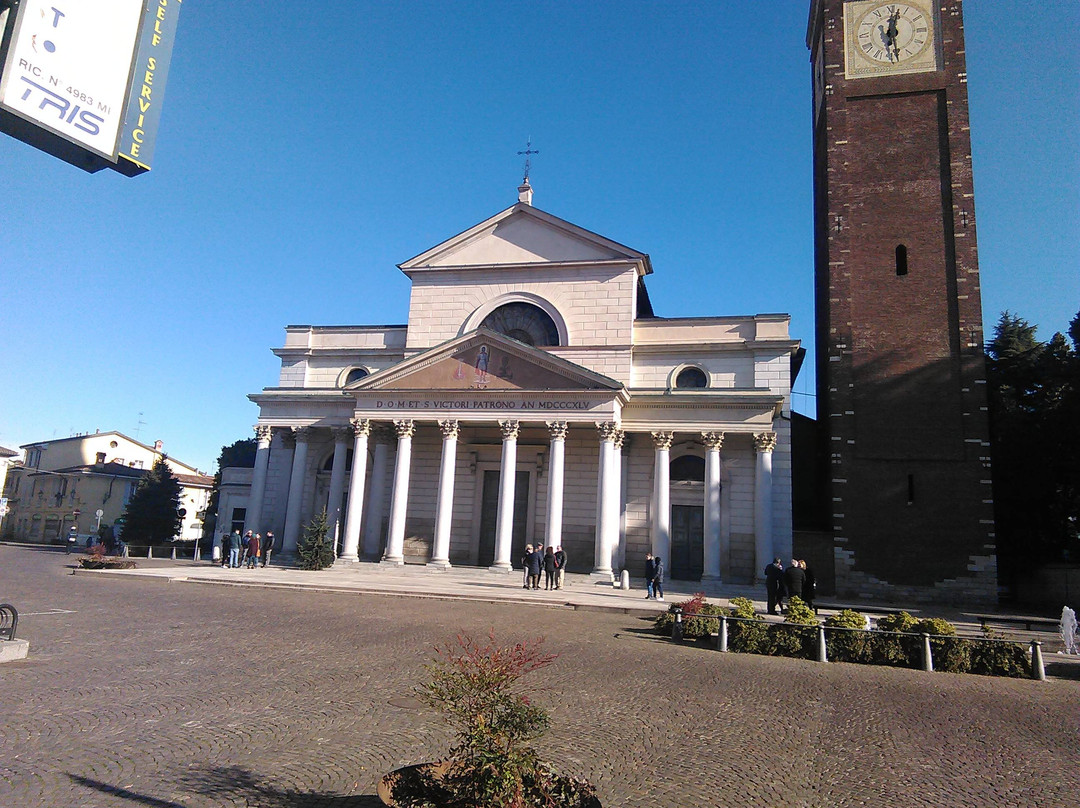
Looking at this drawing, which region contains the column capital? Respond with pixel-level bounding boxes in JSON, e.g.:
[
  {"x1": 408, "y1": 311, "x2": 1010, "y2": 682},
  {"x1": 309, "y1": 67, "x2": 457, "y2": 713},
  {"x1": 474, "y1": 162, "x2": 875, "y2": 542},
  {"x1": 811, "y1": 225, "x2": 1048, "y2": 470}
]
[
  {"x1": 291, "y1": 425, "x2": 313, "y2": 444},
  {"x1": 651, "y1": 431, "x2": 674, "y2": 450},
  {"x1": 596, "y1": 421, "x2": 620, "y2": 443},
  {"x1": 350, "y1": 417, "x2": 372, "y2": 438},
  {"x1": 753, "y1": 431, "x2": 777, "y2": 453},
  {"x1": 613, "y1": 429, "x2": 627, "y2": 450},
  {"x1": 499, "y1": 419, "x2": 520, "y2": 440},
  {"x1": 546, "y1": 421, "x2": 569, "y2": 441},
  {"x1": 701, "y1": 431, "x2": 725, "y2": 451},
  {"x1": 254, "y1": 424, "x2": 273, "y2": 443},
  {"x1": 438, "y1": 419, "x2": 460, "y2": 440},
  {"x1": 331, "y1": 425, "x2": 352, "y2": 443},
  {"x1": 393, "y1": 419, "x2": 416, "y2": 439},
  {"x1": 371, "y1": 423, "x2": 395, "y2": 445}
]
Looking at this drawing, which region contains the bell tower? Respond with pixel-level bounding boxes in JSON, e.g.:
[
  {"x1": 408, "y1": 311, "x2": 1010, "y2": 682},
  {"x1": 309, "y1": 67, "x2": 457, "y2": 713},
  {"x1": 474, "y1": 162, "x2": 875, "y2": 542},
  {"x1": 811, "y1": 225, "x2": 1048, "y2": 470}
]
[{"x1": 807, "y1": 0, "x2": 996, "y2": 603}]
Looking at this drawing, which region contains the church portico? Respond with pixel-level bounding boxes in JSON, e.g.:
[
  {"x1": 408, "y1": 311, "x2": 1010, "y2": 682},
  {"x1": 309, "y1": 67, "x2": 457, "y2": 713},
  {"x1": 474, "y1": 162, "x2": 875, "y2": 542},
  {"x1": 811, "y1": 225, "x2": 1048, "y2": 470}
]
[{"x1": 225, "y1": 183, "x2": 798, "y2": 586}]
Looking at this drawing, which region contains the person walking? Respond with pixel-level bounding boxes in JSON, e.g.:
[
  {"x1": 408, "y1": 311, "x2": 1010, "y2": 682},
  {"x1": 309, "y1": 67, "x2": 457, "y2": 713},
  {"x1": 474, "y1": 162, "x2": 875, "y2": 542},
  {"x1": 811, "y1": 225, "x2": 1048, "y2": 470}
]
[
  {"x1": 764, "y1": 557, "x2": 784, "y2": 615},
  {"x1": 543, "y1": 546, "x2": 557, "y2": 590},
  {"x1": 245, "y1": 533, "x2": 261, "y2": 569},
  {"x1": 262, "y1": 531, "x2": 275, "y2": 567},
  {"x1": 652, "y1": 555, "x2": 665, "y2": 602},
  {"x1": 228, "y1": 529, "x2": 242, "y2": 569},
  {"x1": 521, "y1": 544, "x2": 533, "y2": 589},
  {"x1": 644, "y1": 552, "x2": 656, "y2": 599},
  {"x1": 526, "y1": 545, "x2": 543, "y2": 590},
  {"x1": 783, "y1": 558, "x2": 805, "y2": 612},
  {"x1": 800, "y1": 559, "x2": 817, "y2": 613},
  {"x1": 554, "y1": 546, "x2": 566, "y2": 590}
]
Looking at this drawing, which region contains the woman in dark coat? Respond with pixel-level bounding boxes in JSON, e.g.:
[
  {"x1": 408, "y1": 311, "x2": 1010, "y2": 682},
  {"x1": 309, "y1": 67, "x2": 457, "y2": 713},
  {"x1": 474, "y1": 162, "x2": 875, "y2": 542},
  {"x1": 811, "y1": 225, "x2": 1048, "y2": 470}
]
[
  {"x1": 245, "y1": 533, "x2": 261, "y2": 569},
  {"x1": 543, "y1": 546, "x2": 557, "y2": 590},
  {"x1": 800, "y1": 560, "x2": 816, "y2": 613}
]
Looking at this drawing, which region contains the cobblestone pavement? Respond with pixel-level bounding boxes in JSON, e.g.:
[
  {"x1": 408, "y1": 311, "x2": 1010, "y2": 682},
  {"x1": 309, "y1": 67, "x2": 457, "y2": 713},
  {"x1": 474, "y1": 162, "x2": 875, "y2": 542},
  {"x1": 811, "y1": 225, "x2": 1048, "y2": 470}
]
[{"x1": 1, "y1": 544, "x2": 1077, "y2": 808}]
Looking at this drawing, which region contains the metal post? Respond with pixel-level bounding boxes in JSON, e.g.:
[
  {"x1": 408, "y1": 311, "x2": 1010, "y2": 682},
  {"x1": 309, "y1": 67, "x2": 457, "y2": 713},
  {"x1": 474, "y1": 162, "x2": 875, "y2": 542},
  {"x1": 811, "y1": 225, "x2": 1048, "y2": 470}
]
[
  {"x1": 123, "y1": 545, "x2": 129, "y2": 558},
  {"x1": 147, "y1": 546, "x2": 153, "y2": 559},
  {"x1": 1030, "y1": 640, "x2": 1046, "y2": 681},
  {"x1": 921, "y1": 633, "x2": 933, "y2": 672},
  {"x1": 171, "y1": 547, "x2": 177, "y2": 560},
  {"x1": 817, "y1": 626, "x2": 828, "y2": 663},
  {"x1": 718, "y1": 616, "x2": 728, "y2": 652},
  {"x1": 672, "y1": 607, "x2": 684, "y2": 642}
]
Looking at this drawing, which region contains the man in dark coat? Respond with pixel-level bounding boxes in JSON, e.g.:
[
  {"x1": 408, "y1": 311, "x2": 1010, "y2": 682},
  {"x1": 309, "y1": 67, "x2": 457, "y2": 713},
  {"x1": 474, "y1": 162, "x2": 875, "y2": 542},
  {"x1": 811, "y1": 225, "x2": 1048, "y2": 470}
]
[
  {"x1": 764, "y1": 557, "x2": 784, "y2": 615},
  {"x1": 526, "y1": 545, "x2": 543, "y2": 590},
  {"x1": 644, "y1": 553, "x2": 656, "y2": 599},
  {"x1": 554, "y1": 546, "x2": 566, "y2": 590},
  {"x1": 262, "y1": 531, "x2": 275, "y2": 567},
  {"x1": 783, "y1": 558, "x2": 806, "y2": 612},
  {"x1": 651, "y1": 556, "x2": 665, "y2": 601}
]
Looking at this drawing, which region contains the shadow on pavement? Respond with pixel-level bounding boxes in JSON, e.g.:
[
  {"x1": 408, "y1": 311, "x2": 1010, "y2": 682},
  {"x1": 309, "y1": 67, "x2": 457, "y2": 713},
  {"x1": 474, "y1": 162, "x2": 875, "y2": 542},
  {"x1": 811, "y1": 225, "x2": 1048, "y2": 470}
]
[{"x1": 69, "y1": 769, "x2": 383, "y2": 807}]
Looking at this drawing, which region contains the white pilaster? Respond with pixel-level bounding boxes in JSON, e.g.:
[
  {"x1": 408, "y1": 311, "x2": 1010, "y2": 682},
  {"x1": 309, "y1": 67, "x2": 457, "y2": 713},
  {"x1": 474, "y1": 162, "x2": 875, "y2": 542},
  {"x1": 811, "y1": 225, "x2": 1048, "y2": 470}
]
[
  {"x1": 282, "y1": 426, "x2": 312, "y2": 554},
  {"x1": 362, "y1": 426, "x2": 391, "y2": 559},
  {"x1": 544, "y1": 422, "x2": 567, "y2": 551},
  {"x1": 339, "y1": 418, "x2": 371, "y2": 563},
  {"x1": 326, "y1": 426, "x2": 351, "y2": 554},
  {"x1": 650, "y1": 431, "x2": 673, "y2": 565},
  {"x1": 754, "y1": 431, "x2": 777, "y2": 582},
  {"x1": 491, "y1": 420, "x2": 519, "y2": 571},
  {"x1": 429, "y1": 420, "x2": 459, "y2": 569},
  {"x1": 593, "y1": 422, "x2": 620, "y2": 580},
  {"x1": 702, "y1": 431, "x2": 725, "y2": 582},
  {"x1": 383, "y1": 420, "x2": 415, "y2": 565},
  {"x1": 244, "y1": 424, "x2": 272, "y2": 534}
]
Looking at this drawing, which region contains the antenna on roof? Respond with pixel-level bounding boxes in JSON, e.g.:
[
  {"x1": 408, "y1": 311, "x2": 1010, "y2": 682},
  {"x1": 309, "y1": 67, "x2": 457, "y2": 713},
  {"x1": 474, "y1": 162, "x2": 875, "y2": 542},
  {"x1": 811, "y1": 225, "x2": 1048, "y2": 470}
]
[{"x1": 134, "y1": 412, "x2": 145, "y2": 441}]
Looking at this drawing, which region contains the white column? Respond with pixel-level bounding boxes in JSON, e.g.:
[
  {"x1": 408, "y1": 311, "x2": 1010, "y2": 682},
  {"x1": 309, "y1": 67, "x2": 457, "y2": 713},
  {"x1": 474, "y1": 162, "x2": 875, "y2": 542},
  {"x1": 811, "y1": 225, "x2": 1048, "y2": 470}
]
[
  {"x1": 429, "y1": 420, "x2": 459, "y2": 569},
  {"x1": 592, "y1": 422, "x2": 619, "y2": 580},
  {"x1": 282, "y1": 426, "x2": 312, "y2": 554},
  {"x1": 491, "y1": 420, "x2": 519, "y2": 571},
  {"x1": 613, "y1": 430, "x2": 626, "y2": 574},
  {"x1": 326, "y1": 426, "x2": 351, "y2": 554},
  {"x1": 720, "y1": 474, "x2": 732, "y2": 582},
  {"x1": 544, "y1": 422, "x2": 568, "y2": 550},
  {"x1": 383, "y1": 419, "x2": 415, "y2": 565},
  {"x1": 702, "y1": 431, "x2": 725, "y2": 582},
  {"x1": 244, "y1": 424, "x2": 273, "y2": 534},
  {"x1": 362, "y1": 426, "x2": 391, "y2": 559},
  {"x1": 650, "y1": 431, "x2": 673, "y2": 565},
  {"x1": 339, "y1": 418, "x2": 371, "y2": 563},
  {"x1": 754, "y1": 431, "x2": 777, "y2": 582}
]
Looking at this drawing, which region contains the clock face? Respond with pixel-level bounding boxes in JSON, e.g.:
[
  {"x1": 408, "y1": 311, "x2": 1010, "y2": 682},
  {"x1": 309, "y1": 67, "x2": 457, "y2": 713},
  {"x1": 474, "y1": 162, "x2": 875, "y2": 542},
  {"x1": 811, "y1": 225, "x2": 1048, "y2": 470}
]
[{"x1": 844, "y1": 1, "x2": 939, "y2": 79}]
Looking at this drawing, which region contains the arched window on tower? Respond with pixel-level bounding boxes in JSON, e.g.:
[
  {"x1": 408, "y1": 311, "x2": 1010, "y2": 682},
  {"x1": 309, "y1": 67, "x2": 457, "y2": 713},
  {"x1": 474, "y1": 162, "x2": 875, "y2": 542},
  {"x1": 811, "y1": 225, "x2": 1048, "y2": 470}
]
[
  {"x1": 479, "y1": 302, "x2": 560, "y2": 347},
  {"x1": 344, "y1": 368, "x2": 369, "y2": 386}
]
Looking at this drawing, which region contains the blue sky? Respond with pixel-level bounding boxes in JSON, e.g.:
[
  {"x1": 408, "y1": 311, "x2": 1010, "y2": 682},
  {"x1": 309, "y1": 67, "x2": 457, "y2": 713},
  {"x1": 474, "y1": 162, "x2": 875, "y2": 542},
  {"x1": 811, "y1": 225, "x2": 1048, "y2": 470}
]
[{"x1": 1, "y1": 2, "x2": 1077, "y2": 473}]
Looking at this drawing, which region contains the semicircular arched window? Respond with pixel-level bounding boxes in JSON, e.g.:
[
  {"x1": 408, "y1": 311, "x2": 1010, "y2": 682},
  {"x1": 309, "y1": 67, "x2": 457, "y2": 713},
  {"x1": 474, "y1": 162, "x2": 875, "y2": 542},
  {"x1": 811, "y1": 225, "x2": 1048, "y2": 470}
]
[
  {"x1": 670, "y1": 455, "x2": 706, "y2": 482},
  {"x1": 675, "y1": 366, "x2": 708, "y2": 389},
  {"x1": 479, "y1": 302, "x2": 560, "y2": 347},
  {"x1": 344, "y1": 368, "x2": 369, "y2": 386}
]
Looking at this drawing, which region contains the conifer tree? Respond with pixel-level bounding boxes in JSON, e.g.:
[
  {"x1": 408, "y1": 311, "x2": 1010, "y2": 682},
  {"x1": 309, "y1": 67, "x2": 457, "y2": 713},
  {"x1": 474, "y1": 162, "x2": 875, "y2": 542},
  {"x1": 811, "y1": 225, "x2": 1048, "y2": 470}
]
[{"x1": 119, "y1": 457, "x2": 183, "y2": 546}]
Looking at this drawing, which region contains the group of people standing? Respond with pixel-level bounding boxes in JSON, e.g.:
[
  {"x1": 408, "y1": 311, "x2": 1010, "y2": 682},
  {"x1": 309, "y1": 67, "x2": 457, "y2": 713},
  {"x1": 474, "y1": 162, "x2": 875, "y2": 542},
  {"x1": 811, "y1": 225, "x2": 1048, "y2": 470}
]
[
  {"x1": 763, "y1": 557, "x2": 816, "y2": 615},
  {"x1": 520, "y1": 545, "x2": 566, "y2": 590},
  {"x1": 643, "y1": 553, "x2": 665, "y2": 601},
  {"x1": 214, "y1": 529, "x2": 275, "y2": 569}
]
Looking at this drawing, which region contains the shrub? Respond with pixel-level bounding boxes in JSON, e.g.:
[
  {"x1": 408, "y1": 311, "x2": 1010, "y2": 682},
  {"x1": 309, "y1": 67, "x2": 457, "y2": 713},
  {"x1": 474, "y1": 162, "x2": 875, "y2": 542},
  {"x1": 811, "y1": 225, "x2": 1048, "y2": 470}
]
[
  {"x1": 654, "y1": 593, "x2": 726, "y2": 640},
  {"x1": 296, "y1": 511, "x2": 335, "y2": 570},
  {"x1": 876, "y1": 610, "x2": 918, "y2": 633},
  {"x1": 726, "y1": 596, "x2": 768, "y2": 654},
  {"x1": 968, "y1": 630, "x2": 1029, "y2": 678},
  {"x1": 824, "y1": 609, "x2": 875, "y2": 663}
]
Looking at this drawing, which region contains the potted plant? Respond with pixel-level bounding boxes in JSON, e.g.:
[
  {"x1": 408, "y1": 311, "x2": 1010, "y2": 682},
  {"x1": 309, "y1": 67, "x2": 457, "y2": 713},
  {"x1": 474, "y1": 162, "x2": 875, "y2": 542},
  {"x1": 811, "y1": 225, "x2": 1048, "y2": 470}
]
[
  {"x1": 379, "y1": 631, "x2": 601, "y2": 807},
  {"x1": 78, "y1": 543, "x2": 136, "y2": 570}
]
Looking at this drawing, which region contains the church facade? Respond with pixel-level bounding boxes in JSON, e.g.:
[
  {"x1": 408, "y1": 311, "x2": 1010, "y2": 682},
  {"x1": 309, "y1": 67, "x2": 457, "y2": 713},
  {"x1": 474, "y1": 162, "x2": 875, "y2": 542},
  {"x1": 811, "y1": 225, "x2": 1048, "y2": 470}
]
[{"x1": 218, "y1": 182, "x2": 800, "y2": 583}]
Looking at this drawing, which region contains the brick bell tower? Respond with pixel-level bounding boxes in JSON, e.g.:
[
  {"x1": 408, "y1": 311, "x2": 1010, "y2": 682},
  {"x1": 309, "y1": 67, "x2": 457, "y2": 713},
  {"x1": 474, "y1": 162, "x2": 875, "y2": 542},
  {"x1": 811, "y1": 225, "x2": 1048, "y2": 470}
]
[{"x1": 807, "y1": 0, "x2": 996, "y2": 603}]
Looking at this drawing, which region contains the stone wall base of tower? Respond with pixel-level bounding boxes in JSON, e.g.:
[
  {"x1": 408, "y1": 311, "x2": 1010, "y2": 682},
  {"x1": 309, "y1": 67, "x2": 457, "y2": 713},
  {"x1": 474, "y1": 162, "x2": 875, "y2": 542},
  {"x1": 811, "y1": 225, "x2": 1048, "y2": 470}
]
[{"x1": 834, "y1": 548, "x2": 998, "y2": 607}]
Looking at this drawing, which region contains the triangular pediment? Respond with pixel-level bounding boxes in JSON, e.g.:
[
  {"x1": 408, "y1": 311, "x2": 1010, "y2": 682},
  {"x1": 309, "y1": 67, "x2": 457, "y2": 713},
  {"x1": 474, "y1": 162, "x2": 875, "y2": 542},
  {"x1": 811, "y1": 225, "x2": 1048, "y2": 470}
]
[
  {"x1": 349, "y1": 328, "x2": 624, "y2": 394},
  {"x1": 399, "y1": 203, "x2": 651, "y2": 272}
]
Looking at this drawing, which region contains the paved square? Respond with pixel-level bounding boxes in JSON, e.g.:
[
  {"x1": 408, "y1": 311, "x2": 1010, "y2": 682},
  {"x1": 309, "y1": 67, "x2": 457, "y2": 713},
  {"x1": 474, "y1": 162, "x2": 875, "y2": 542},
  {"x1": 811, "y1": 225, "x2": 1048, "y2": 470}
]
[{"x1": 1, "y1": 545, "x2": 1077, "y2": 807}]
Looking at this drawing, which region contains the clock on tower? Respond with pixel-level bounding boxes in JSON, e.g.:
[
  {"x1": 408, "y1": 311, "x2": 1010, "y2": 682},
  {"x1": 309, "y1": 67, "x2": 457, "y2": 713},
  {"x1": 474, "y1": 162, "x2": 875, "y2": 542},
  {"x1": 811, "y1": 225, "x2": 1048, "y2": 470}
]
[{"x1": 806, "y1": 0, "x2": 996, "y2": 604}]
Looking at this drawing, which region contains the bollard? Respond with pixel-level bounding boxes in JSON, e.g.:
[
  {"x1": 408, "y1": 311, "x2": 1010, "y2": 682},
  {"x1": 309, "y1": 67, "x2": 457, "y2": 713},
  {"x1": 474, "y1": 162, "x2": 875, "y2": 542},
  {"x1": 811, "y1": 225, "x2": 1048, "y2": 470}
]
[
  {"x1": 817, "y1": 626, "x2": 828, "y2": 663},
  {"x1": 122, "y1": 545, "x2": 130, "y2": 558},
  {"x1": 672, "y1": 607, "x2": 684, "y2": 642},
  {"x1": 171, "y1": 547, "x2": 177, "y2": 560},
  {"x1": 921, "y1": 633, "x2": 934, "y2": 672},
  {"x1": 718, "y1": 616, "x2": 728, "y2": 652},
  {"x1": 620, "y1": 569, "x2": 630, "y2": 590},
  {"x1": 1030, "y1": 640, "x2": 1046, "y2": 681},
  {"x1": 147, "y1": 546, "x2": 153, "y2": 559}
]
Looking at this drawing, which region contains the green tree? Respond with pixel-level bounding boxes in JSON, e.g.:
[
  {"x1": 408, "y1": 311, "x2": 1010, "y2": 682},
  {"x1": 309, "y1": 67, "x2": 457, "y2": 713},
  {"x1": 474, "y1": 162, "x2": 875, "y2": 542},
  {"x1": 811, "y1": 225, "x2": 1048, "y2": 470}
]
[
  {"x1": 119, "y1": 457, "x2": 183, "y2": 546},
  {"x1": 201, "y1": 438, "x2": 257, "y2": 539},
  {"x1": 987, "y1": 309, "x2": 1080, "y2": 583}
]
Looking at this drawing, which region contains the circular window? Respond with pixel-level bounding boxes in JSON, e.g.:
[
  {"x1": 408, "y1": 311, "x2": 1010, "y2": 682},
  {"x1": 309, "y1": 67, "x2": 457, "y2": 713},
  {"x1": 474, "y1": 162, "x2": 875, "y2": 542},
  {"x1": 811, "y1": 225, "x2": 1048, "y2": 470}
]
[
  {"x1": 480, "y1": 302, "x2": 560, "y2": 347},
  {"x1": 344, "y1": 368, "x2": 369, "y2": 386},
  {"x1": 675, "y1": 367, "x2": 708, "y2": 389}
]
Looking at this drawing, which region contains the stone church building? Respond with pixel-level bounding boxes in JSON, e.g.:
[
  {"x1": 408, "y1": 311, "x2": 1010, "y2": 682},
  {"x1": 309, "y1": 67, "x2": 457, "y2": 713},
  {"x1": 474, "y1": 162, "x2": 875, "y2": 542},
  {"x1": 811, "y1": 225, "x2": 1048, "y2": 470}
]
[{"x1": 218, "y1": 181, "x2": 800, "y2": 583}]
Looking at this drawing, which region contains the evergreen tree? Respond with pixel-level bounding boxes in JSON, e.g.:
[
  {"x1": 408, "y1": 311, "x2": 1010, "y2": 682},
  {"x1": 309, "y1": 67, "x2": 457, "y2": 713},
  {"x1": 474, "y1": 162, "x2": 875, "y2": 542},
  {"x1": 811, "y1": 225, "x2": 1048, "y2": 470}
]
[
  {"x1": 119, "y1": 457, "x2": 183, "y2": 546},
  {"x1": 201, "y1": 438, "x2": 257, "y2": 540},
  {"x1": 987, "y1": 309, "x2": 1080, "y2": 584},
  {"x1": 297, "y1": 510, "x2": 335, "y2": 570}
]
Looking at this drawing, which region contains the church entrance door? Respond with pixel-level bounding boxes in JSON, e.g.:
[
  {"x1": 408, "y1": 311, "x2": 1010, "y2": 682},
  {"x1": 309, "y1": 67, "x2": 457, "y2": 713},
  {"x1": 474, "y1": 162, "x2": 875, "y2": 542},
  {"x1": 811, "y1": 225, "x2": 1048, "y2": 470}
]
[
  {"x1": 670, "y1": 504, "x2": 703, "y2": 580},
  {"x1": 477, "y1": 470, "x2": 530, "y2": 567}
]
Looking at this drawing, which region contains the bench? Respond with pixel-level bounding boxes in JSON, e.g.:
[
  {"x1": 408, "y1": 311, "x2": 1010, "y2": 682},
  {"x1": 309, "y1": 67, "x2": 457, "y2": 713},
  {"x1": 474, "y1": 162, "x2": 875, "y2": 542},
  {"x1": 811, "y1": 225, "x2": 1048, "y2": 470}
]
[
  {"x1": 815, "y1": 602, "x2": 918, "y2": 616},
  {"x1": 0, "y1": 604, "x2": 18, "y2": 641},
  {"x1": 968, "y1": 613, "x2": 1059, "y2": 632}
]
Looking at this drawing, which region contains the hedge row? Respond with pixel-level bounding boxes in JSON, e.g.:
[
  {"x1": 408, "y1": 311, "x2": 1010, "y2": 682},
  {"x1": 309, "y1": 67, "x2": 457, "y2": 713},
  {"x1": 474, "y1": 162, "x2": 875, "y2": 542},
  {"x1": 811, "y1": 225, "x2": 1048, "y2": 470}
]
[{"x1": 655, "y1": 595, "x2": 1030, "y2": 678}]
